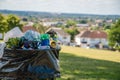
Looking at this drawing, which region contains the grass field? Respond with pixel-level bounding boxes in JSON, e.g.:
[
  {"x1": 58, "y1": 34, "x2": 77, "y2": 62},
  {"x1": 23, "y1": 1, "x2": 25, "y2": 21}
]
[
  {"x1": 57, "y1": 46, "x2": 120, "y2": 80},
  {"x1": 0, "y1": 40, "x2": 3, "y2": 42}
]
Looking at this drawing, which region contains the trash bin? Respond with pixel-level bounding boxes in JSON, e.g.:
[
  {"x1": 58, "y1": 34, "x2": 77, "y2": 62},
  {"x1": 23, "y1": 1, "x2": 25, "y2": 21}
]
[{"x1": 0, "y1": 49, "x2": 60, "y2": 80}]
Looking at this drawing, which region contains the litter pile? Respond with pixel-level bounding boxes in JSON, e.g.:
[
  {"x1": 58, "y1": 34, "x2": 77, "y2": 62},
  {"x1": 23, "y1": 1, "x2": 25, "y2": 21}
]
[
  {"x1": 6, "y1": 30, "x2": 59, "y2": 50},
  {"x1": 0, "y1": 27, "x2": 61, "y2": 80}
]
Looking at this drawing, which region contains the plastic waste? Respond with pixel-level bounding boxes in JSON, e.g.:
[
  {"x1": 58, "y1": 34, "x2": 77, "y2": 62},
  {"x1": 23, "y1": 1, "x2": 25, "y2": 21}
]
[
  {"x1": 24, "y1": 30, "x2": 40, "y2": 41},
  {"x1": 41, "y1": 34, "x2": 50, "y2": 46}
]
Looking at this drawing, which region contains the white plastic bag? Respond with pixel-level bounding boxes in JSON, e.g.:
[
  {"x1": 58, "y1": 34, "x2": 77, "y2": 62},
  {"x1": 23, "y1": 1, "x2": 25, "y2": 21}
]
[
  {"x1": 24, "y1": 30, "x2": 40, "y2": 41},
  {"x1": 4, "y1": 27, "x2": 23, "y2": 42}
]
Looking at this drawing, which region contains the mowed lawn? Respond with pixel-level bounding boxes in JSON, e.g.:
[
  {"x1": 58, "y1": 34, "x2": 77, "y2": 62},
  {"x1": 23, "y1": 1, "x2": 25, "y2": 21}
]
[{"x1": 57, "y1": 46, "x2": 120, "y2": 80}]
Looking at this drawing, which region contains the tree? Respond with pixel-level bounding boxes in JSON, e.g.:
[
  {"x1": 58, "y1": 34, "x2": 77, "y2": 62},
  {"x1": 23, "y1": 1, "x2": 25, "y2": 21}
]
[
  {"x1": 65, "y1": 28, "x2": 79, "y2": 41},
  {"x1": 33, "y1": 22, "x2": 50, "y2": 33},
  {"x1": 79, "y1": 19, "x2": 87, "y2": 24},
  {"x1": 0, "y1": 14, "x2": 23, "y2": 39},
  {"x1": 22, "y1": 17, "x2": 28, "y2": 22},
  {"x1": 6, "y1": 14, "x2": 22, "y2": 31},
  {"x1": 108, "y1": 19, "x2": 120, "y2": 51},
  {"x1": 104, "y1": 25, "x2": 111, "y2": 30},
  {"x1": 103, "y1": 24, "x2": 111, "y2": 30},
  {"x1": 0, "y1": 14, "x2": 8, "y2": 38},
  {"x1": 66, "y1": 20, "x2": 76, "y2": 28}
]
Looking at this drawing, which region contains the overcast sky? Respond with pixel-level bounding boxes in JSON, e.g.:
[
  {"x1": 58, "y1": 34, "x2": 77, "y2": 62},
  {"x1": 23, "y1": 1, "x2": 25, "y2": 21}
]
[{"x1": 0, "y1": 0, "x2": 120, "y2": 15}]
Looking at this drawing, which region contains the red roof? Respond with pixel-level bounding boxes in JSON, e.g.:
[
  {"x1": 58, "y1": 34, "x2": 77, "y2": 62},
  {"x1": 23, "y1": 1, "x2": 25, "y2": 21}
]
[
  {"x1": 77, "y1": 30, "x2": 107, "y2": 39},
  {"x1": 46, "y1": 28, "x2": 70, "y2": 37},
  {"x1": 22, "y1": 26, "x2": 37, "y2": 33}
]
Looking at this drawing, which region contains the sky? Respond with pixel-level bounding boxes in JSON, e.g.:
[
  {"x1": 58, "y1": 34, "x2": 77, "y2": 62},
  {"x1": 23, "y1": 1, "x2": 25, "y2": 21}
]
[{"x1": 0, "y1": 0, "x2": 120, "y2": 15}]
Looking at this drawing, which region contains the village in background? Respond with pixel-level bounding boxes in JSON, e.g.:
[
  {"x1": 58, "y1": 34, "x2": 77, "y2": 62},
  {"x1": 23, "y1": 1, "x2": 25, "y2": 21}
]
[{"x1": 0, "y1": 10, "x2": 120, "y2": 51}]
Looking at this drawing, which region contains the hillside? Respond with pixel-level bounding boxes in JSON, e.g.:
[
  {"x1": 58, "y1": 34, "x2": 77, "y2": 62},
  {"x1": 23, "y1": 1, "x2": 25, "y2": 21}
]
[
  {"x1": 61, "y1": 46, "x2": 120, "y2": 62},
  {"x1": 57, "y1": 46, "x2": 120, "y2": 80},
  {"x1": 0, "y1": 10, "x2": 120, "y2": 19}
]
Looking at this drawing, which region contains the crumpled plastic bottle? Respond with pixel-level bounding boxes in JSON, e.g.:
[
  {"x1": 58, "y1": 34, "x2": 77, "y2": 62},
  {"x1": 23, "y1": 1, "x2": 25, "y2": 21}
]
[{"x1": 41, "y1": 34, "x2": 50, "y2": 46}]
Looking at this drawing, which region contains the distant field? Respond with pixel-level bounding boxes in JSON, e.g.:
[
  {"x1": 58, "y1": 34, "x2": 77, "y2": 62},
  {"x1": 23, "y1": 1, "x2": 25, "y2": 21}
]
[{"x1": 57, "y1": 46, "x2": 120, "y2": 80}]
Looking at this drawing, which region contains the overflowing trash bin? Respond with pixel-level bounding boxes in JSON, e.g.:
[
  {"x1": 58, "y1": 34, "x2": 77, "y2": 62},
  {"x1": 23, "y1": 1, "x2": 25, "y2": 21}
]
[
  {"x1": 0, "y1": 48, "x2": 60, "y2": 80},
  {"x1": 0, "y1": 28, "x2": 61, "y2": 80}
]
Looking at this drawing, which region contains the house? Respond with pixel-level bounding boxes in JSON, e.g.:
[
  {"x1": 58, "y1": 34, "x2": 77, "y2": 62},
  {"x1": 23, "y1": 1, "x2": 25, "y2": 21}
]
[
  {"x1": 26, "y1": 22, "x2": 34, "y2": 26},
  {"x1": 22, "y1": 25, "x2": 37, "y2": 33},
  {"x1": 76, "y1": 24, "x2": 89, "y2": 27},
  {"x1": 95, "y1": 19, "x2": 103, "y2": 23},
  {"x1": 106, "y1": 19, "x2": 113, "y2": 23},
  {"x1": 46, "y1": 28, "x2": 71, "y2": 44},
  {"x1": 42, "y1": 22, "x2": 58, "y2": 26},
  {"x1": 75, "y1": 30, "x2": 108, "y2": 48},
  {"x1": 42, "y1": 21, "x2": 65, "y2": 27}
]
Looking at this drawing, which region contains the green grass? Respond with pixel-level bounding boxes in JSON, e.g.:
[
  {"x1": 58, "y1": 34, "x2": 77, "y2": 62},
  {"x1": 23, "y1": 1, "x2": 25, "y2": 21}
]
[
  {"x1": 57, "y1": 46, "x2": 120, "y2": 80},
  {"x1": 0, "y1": 40, "x2": 3, "y2": 42}
]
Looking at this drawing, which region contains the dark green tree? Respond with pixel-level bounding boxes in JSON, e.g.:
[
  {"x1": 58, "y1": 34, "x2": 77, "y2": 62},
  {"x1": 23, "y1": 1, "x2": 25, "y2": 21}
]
[
  {"x1": 108, "y1": 19, "x2": 120, "y2": 51},
  {"x1": 79, "y1": 19, "x2": 87, "y2": 24},
  {"x1": 103, "y1": 24, "x2": 111, "y2": 30}
]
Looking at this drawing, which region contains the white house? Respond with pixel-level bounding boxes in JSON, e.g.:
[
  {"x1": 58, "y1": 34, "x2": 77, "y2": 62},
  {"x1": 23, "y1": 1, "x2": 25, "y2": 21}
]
[
  {"x1": 46, "y1": 28, "x2": 71, "y2": 44},
  {"x1": 42, "y1": 22, "x2": 58, "y2": 26},
  {"x1": 76, "y1": 24, "x2": 89, "y2": 27},
  {"x1": 75, "y1": 30, "x2": 108, "y2": 48}
]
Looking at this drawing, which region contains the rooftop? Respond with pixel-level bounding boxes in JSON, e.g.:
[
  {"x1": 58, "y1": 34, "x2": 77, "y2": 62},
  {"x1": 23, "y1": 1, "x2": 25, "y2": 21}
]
[
  {"x1": 76, "y1": 30, "x2": 107, "y2": 39},
  {"x1": 22, "y1": 25, "x2": 37, "y2": 33}
]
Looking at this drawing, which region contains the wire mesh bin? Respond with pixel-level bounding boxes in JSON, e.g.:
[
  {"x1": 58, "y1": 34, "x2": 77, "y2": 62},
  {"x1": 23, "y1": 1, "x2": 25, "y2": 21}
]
[{"x1": 0, "y1": 49, "x2": 60, "y2": 80}]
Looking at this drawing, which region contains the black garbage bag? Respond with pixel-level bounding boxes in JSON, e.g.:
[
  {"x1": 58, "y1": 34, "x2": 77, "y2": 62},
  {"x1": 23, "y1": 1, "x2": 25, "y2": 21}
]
[{"x1": 0, "y1": 49, "x2": 60, "y2": 80}]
